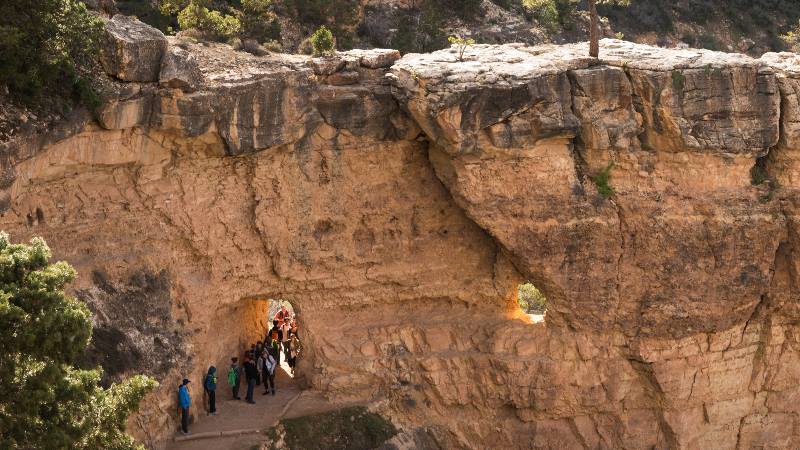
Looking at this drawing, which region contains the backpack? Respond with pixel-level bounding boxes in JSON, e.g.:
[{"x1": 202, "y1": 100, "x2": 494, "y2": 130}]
[
  {"x1": 204, "y1": 373, "x2": 216, "y2": 391},
  {"x1": 227, "y1": 367, "x2": 237, "y2": 386}
]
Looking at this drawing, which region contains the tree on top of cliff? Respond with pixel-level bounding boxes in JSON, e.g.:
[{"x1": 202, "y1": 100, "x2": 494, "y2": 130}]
[
  {"x1": 311, "y1": 25, "x2": 336, "y2": 56},
  {"x1": 0, "y1": 0, "x2": 103, "y2": 106},
  {"x1": 522, "y1": 0, "x2": 630, "y2": 56},
  {"x1": 0, "y1": 232, "x2": 157, "y2": 449},
  {"x1": 588, "y1": 0, "x2": 629, "y2": 57},
  {"x1": 160, "y1": 0, "x2": 281, "y2": 43}
]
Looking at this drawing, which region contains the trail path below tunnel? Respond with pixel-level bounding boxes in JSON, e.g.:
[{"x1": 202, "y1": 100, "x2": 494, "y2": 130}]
[{"x1": 165, "y1": 361, "x2": 341, "y2": 450}]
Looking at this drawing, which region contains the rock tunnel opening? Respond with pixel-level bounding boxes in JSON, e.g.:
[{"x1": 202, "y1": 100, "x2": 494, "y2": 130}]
[
  {"x1": 516, "y1": 282, "x2": 547, "y2": 324},
  {"x1": 212, "y1": 296, "x2": 306, "y2": 401},
  {"x1": 265, "y1": 299, "x2": 301, "y2": 378}
]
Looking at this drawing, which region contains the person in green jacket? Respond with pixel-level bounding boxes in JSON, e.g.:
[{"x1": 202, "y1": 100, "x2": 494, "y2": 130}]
[{"x1": 228, "y1": 357, "x2": 242, "y2": 400}]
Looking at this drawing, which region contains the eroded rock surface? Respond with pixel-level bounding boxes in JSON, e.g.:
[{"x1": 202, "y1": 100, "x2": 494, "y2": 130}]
[
  {"x1": 3, "y1": 30, "x2": 800, "y2": 449},
  {"x1": 101, "y1": 14, "x2": 167, "y2": 82}
]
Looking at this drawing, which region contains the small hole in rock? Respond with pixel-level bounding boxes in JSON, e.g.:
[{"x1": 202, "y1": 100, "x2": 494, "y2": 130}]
[{"x1": 517, "y1": 282, "x2": 547, "y2": 324}]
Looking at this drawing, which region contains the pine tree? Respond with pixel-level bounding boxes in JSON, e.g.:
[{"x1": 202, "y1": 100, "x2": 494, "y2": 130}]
[{"x1": 0, "y1": 232, "x2": 157, "y2": 449}]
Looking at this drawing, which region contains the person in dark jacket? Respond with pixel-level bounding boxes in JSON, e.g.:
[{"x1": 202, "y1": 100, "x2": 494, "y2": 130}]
[
  {"x1": 254, "y1": 341, "x2": 264, "y2": 385},
  {"x1": 178, "y1": 378, "x2": 191, "y2": 434},
  {"x1": 261, "y1": 349, "x2": 277, "y2": 396},
  {"x1": 243, "y1": 356, "x2": 258, "y2": 404},
  {"x1": 204, "y1": 366, "x2": 218, "y2": 415},
  {"x1": 266, "y1": 320, "x2": 283, "y2": 364}
]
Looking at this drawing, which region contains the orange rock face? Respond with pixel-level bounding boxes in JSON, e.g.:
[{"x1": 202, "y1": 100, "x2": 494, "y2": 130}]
[{"x1": 3, "y1": 30, "x2": 800, "y2": 448}]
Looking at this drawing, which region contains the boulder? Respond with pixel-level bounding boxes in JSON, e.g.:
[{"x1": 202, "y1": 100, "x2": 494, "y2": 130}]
[
  {"x1": 359, "y1": 49, "x2": 401, "y2": 69},
  {"x1": 326, "y1": 71, "x2": 360, "y2": 86},
  {"x1": 101, "y1": 15, "x2": 167, "y2": 82},
  {"x1": 340, "y1": 49, "x2": 402, "y2": 69},
  {"x1": 159, "y1": 46, "x2": 204, "y2": 92},
  {"x1": 311, "y1": 57, "x2": 346, "y2": 76}
]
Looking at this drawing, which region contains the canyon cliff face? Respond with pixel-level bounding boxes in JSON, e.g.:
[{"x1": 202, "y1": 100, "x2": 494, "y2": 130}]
[{"x1": 3, "y1": 16, "x2": 800, "y2": 449}]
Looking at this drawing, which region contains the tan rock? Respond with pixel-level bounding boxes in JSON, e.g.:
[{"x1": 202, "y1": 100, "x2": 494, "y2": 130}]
[{"x1": 4, "y1": 38, "x2": 800, "y2": 450}]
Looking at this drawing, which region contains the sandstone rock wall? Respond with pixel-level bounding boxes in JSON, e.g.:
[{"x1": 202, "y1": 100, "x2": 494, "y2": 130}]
[{"x1": 3, "y1": 25, "x2": 800, "y2": 449}]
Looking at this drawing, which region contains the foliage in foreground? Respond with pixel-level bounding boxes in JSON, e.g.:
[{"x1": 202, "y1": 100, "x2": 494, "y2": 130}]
[
  {"x1": 0, "y1": 0, "x2": 103, "y2": 106},
  {"x1": 0, "y1": 232, "x2": 157, "y2": 449},
  {"x1": 518, "y1": 282, "x2": 547, "y2": 314}
]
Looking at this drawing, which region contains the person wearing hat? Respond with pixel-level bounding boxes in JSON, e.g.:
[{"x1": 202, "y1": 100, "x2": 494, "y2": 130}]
[{"x1": 178, "y1": 378, "x2": 191, "y2": 434}]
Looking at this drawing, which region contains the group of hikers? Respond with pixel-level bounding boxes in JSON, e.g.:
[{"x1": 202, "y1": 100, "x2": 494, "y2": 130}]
[{"x1": 177, "y1": 305, "x2": 303, "y2": 435}]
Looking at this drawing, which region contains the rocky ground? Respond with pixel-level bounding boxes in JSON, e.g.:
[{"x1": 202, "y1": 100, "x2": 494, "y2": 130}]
[{"x1": 3, "y1": 14, "x2": 800, "y2": 450}]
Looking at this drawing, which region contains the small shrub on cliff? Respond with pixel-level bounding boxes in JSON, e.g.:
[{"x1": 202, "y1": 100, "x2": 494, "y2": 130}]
[
  {"x1": 448, "y1": 35, "x2": 476, "y2": 61},
  {"x1": 671, "y1": 70, "x2": 685, "y2": 92},
  {"x1": 0, "y1": 232, "x2": 157, "y2": 449},
  {"x1": 751, "y1": 164, "x2": 769, "y2": 186},
  {"x1": 592, "y1": 162, "x2": 615, "y2": 198},
  {"x1": 310, "y1": 25, "x2": 336, "y2": 56},
  {"x1": 283, "y1": 0, "x2": 359, "y2": 50}
]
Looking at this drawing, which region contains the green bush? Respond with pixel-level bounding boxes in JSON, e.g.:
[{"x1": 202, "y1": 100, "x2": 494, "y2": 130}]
[
  {"x1": 751, "y1": 163, "x2": 769, "y2": 186},
  {"x1": 592, "y1": 162, "x2": 615, "y2": 199},
  {"x1": 310, "y1": 25, "x2": 336, "y2": 56},
  {"x1": 283, "y1": 0, "x2": 358, "y2": 49},
  {"x1": 0, "y1": 0, "x2": 103, "y2": 106},
  {"x1": 161, "y1": 0, "x2": 280, "y2": 43},
  {"x1": 177, "y1": 0, "x2": 241, "y2": 41},
  {"x1": 239, "y1": 0, "x2": 281, "y2": 42},
  {"x1": 518, "y1": 282, "x2": 547, "y2": 314},
  {"x1": 391, "y1": 1, "x2": 449, "y2": 54},
  {"x1": 671, "y1": 70, "x2": 685, "y2": 92},
  {"x1": 0, "y1": 232, "x2": 157, "y2": 449},
  {"x1": 522, "y1": 0, "x2": 579, "y2": 31},
  {"x1": 448, "y1": 35, "x2": 475, "y2": 61}
]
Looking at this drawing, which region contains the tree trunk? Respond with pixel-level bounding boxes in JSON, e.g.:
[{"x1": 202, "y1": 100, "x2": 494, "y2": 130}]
[{"x1": 589, "y1": 0, "x2": 599, "y2": 57}]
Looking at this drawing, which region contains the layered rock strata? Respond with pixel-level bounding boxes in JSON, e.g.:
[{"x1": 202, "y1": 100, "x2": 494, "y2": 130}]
[{"x1": 3, "y1": 18, "x2": 800, "y2": 449}]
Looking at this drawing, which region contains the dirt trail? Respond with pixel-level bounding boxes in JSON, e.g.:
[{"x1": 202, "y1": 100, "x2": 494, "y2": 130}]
[{"x1": 165, "y1": 360, "x2": 341, "y2": 450}]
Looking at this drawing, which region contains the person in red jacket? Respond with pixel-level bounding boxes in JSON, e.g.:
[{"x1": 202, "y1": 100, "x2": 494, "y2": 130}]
[{"x1": 274, "y1": 305, "x2": 289, "y2": 326}]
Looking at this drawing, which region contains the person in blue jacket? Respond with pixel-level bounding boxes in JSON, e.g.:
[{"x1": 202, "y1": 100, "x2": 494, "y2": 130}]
[
  {"x1": 204, "y1": 366, "x2": 218, "y2": 415},
  {"x1": 178, "y1": 378, "x2": 191, "y2": 435}
]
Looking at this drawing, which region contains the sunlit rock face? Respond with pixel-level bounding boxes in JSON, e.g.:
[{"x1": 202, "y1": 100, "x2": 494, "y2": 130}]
[{"x1": 3, "y1": 21, "x2": 800, "y2": 449}]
